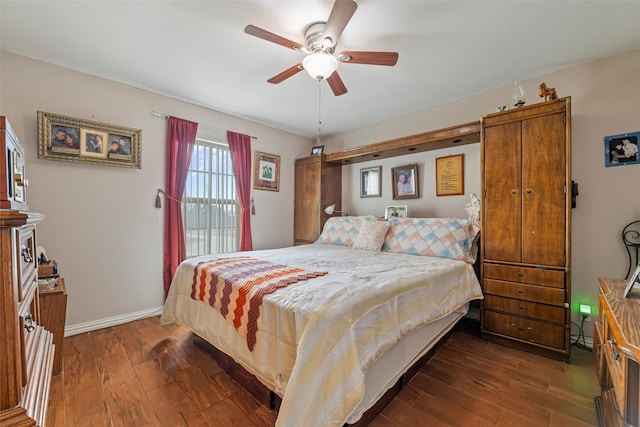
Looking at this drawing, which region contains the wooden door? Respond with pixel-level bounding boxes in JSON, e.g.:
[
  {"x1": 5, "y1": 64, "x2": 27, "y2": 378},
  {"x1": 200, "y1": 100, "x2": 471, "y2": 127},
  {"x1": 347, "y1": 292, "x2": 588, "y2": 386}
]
[
  {"x1": 521, "y1": 112, "x2": 566, "y2": 266},
  {"x1": 294, "y1": 159, "x2": 320, "y2": 243},
  {"x1": 483, "y1": 122, "x2": 522, "y2": 263}
]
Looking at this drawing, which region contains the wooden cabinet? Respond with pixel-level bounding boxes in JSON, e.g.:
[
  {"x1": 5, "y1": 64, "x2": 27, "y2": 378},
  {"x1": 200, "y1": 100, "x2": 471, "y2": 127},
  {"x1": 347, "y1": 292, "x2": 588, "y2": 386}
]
[
  {"x1": 595, "y1": 277, "x2": 640, "y2": 427},
  {"x1": 0, "y1": 117, "x2": 52, "y2": 426},
  {"x1": 0, "y1": 211, "x2": 50, "y2": 427},
  {"x1": 39, "y1": 278, "x2": 67, "y2": 376},
  {"x1": 294, "y1": 155, "x2": 342, "y2": 245},
  {"x1": 480, "y1": 98, "x2": 572, "y2": 361}
]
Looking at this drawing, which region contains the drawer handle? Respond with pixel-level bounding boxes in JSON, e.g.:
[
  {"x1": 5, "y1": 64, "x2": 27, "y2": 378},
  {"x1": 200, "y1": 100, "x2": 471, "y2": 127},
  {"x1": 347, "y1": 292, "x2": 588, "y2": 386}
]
[
  {"x1": 525, "y1": 188, "x2": 534, "y2": 195},
  {"x1": 511, "y1": 189, "x2": 518, "y2": 195},
  {"x1": 24, "y1": 314, "x2": 35, "y2": 332},
  {"x1": 516, "y1": 272, "x2": 524, "y2": 278},
  {"x1": 608, "y1": 339, "x2": 620, "y2": 360},
  {"x1": 21, "y1": 246, "x2": 33, "y2": 263},
  {"x1": 516, "y1": 289, "x2": 525, "y2": 295},
  {"x1": 518, "y1": 305, "x2": 525, "y2": 311}
]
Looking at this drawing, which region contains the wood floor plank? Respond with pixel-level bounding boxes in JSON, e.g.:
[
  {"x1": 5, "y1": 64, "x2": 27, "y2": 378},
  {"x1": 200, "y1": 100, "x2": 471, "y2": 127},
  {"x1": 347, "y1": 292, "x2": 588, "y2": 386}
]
[
  {"x1": 145, "y1": 382, "x2": 208, "y2": 427},
  {"x1": 45, "y1": 373, "x2": 65, "y2": 427},
  {"x1": 410, "y1": 372, "x2": 501, "y2": 423},
  {"x1": 49, "y1": 316, "x2": 599, "y2": 426}
]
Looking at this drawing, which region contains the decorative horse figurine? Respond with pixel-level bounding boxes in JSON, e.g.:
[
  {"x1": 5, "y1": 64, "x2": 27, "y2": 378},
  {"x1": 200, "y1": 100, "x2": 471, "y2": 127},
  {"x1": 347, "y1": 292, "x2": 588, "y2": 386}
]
[{"x1": 539, "y1": 82, "x2": 558, "y2": 101}]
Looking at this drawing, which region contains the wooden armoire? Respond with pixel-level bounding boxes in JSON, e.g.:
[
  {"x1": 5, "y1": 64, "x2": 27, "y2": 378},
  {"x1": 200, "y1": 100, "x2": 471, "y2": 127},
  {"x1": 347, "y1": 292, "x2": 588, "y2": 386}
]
[
  {"x1": 294, "y1": 155, "x2": 342, "y2": 245},
  {"x1": 0, "y1": 117, "x2": 51, "y2": 426},
  {"x1": 480, "y1": 97, "x2": 572, "y2": 361}
]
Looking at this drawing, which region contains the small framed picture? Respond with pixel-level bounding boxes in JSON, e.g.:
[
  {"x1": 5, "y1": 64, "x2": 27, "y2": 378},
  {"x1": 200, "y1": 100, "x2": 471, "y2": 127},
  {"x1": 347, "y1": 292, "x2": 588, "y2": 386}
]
[
  {"x1": 624, "y1": 263, "x2": 640, "y2": 298},
  {"x1": 384, "y1": 205, "x2": 408, "y2": 220},
  {"x1": 253, "y1": 151, "x2": 280, "y2": 191},
  {"x1": 391, "y1": 164, "x2": 418, "y2": 200},
  {"x1": 311, "y1": 145, "x2": 324, "y2": 156},
  {"x1": 605, "y1": 131, "x2": 639, "y2": 167},
  {"x1": 360, "y1": 166, "x2": 381, "y2": 198}
]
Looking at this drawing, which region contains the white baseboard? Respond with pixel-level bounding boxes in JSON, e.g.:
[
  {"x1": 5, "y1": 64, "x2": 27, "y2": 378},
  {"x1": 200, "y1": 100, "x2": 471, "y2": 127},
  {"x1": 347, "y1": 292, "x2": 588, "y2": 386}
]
[{"x1": 64, "y1": 306, "x2": 164, "y2": 337}]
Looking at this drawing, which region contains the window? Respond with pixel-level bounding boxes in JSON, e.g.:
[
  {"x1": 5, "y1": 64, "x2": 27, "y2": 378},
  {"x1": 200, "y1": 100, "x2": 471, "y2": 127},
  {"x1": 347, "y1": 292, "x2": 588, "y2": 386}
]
[{"x1": 183, "y1": 139, "x2": 238, "y2": 257}]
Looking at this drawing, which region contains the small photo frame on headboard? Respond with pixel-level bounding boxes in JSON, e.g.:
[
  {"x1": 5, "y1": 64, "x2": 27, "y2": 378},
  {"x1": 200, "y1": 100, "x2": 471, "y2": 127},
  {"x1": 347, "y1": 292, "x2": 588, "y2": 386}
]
[{"x1": 624, "y1": 263, "x2": 640, "y2": 297}]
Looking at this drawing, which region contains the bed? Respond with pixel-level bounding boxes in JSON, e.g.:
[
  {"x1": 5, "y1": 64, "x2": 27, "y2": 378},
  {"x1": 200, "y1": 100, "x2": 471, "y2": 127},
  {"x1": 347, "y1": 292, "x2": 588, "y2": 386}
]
[{"x1": 161, "y1": 215, "x2": 483, "y2": 426}]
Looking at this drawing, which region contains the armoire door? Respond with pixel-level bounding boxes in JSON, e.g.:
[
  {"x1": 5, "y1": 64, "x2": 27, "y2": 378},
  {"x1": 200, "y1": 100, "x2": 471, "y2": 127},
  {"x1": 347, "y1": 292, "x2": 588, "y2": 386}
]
[
  {"x1": 483, "y1": 121, "x2": 522, "y2": 263},
  {"x1": 294, "y1": 159, "x2": 320, "y2": 243},
  {"x1": 521, "y1": 112, "x2": 566, "y2": 267}
]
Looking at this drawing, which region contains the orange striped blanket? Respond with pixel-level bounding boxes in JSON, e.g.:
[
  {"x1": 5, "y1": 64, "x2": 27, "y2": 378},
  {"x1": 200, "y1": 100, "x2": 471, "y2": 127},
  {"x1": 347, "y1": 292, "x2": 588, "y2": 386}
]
[{"x1": 190, "y1": 256, "x2": 328, "y2": 351}]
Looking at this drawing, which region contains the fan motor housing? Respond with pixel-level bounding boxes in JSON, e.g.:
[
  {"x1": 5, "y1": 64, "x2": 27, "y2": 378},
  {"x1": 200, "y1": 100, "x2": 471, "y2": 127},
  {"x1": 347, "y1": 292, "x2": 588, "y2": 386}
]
[{"x1": 304, "y1": 22, "x2": 335, "y2": 53}]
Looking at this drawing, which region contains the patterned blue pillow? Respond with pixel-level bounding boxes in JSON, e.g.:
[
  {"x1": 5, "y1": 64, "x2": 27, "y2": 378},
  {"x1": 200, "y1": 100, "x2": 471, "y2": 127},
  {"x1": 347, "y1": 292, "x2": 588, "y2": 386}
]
[
  {"x1": 315, "y1": 217, "x2": 372, "y2": 246},
  {"x1": 382, "y1": 217, "x2": 479, "y2": 263}
]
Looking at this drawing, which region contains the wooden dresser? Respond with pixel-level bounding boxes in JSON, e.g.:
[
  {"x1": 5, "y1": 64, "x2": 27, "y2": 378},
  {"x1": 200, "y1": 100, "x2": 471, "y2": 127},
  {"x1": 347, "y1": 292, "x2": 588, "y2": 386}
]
[
  {"x1": 595, "y1": 277, "x2": 640, "y2": 427},
  {"x1": 294, "y1": 155, "x2": 342, "y2": 245},
  {"x1": 0, "y1": 117, "x2": 52, "y2": 426},
  {"x1": 480, "y1": 98, "x2": 572, "y2": 361}
]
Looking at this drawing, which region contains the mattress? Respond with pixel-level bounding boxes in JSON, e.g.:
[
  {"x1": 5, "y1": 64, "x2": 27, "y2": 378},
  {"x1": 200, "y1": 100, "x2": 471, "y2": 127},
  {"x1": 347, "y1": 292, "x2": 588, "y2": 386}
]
[{"x1": 161, "y1": 243, "x2": 483, "y2": 426}]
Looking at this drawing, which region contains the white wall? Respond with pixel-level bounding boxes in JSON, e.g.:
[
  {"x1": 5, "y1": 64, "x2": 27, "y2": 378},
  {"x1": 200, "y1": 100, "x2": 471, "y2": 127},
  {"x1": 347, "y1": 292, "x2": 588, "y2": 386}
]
[
  {"x1": 0, "y1": 51, "x2": 312, "y2": 332},
  {"x1": 324, "y1": 49, "x2": 640, "y2": 337}
]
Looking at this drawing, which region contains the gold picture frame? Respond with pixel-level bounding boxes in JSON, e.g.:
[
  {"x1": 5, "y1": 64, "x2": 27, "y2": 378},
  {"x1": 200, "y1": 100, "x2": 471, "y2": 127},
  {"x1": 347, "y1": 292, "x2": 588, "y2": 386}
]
[
  {"x1": 38, "y1": 111, "x2": 141, "y2": 168},
  {"x1": 253, "y1": 151, "x2": 280, "y2": 192},
  {"x1": 436, "y1": 154, "x2": 464, "y2": 196}
]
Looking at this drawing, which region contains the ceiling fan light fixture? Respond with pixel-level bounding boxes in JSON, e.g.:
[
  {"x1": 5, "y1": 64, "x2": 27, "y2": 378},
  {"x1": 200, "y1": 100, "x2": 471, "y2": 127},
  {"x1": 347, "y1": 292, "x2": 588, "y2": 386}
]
[{"x1": 303, "y1": 52, "x2": 338, "y2": 80}]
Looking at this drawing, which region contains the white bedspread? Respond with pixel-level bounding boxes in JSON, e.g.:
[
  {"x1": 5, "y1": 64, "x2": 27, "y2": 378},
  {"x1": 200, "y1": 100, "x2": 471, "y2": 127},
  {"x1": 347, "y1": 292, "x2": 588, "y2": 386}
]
[{"x1": 161, "y1": 244, "x2": 482, "y2": 426}]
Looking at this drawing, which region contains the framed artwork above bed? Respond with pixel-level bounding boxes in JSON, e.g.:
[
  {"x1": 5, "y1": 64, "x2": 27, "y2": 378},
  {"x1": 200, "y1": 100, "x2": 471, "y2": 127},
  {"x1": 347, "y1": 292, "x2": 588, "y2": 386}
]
[
  {"x1": 391, "y1": 164, "x2": 418, "y2": 200},
  {"x1": 360, "y1": 166, "x2": 381, "y2": 198},
  {"x1": 436, "y1": 154, "x2": 464, "y2": 196}
]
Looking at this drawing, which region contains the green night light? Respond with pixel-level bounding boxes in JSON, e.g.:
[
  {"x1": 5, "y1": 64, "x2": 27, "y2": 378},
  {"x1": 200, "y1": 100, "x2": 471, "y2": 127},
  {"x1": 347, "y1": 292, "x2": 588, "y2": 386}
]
[{"x1": 579, "y1": 304, "x2": 592, "y2": 316}]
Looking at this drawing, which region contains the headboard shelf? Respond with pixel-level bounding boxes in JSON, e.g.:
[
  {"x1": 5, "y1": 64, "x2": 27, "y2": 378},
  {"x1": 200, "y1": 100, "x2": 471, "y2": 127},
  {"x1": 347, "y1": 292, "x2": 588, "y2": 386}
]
[{"x1": 324, "y1": 121, "x2": 480, "y2": 165}]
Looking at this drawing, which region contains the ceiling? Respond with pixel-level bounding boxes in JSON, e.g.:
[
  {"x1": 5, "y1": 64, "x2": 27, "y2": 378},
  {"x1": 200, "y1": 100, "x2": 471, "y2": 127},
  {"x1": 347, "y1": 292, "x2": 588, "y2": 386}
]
[{"x1": 1, "y1": 1, "x2": 639, "y2": 139}]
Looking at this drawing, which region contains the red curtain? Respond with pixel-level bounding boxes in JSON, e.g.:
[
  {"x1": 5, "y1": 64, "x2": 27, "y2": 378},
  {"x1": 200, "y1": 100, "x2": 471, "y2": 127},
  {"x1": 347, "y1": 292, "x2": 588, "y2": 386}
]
[
  {"x1": 227, "y1": 131, "x2": 253, "y2": 251},
  {"x1": 163, "y1": 116, "x2": 198, "y2": 297}
]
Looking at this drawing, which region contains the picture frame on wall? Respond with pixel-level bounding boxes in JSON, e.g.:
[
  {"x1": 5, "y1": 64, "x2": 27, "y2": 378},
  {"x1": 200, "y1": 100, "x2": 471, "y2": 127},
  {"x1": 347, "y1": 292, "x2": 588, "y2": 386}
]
[
  {"x1": 624, "y1": 263, "x2": 640, "y2": 298},
  {"x1": 38, "y1": 111, "x2": 141, "y2": 168},
  {"x1": 391, "y1": 164, "x2": 418, "y2": 200},
  {"x1": 435, "y1": 154, "x2": 465, "y2": 196},
  {"x1": 604, "y1": 131, "x2": 639, "y2": 167},
  {"x1": 311, "y1": 145, "x2": 324, "y2": 156},
  {"x1": 360, "y1": 166, "x2": 382, "y2": 198},
  {"x1": 253, "y1": 151, "x2": 280, "y2": 191}
]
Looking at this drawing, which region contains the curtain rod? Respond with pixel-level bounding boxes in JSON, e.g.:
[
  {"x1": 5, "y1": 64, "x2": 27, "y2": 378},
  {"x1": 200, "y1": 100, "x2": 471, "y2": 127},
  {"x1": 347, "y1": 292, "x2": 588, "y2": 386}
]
[{"x1": 151, "y1": 111, "x2": 257, "y2": 140}]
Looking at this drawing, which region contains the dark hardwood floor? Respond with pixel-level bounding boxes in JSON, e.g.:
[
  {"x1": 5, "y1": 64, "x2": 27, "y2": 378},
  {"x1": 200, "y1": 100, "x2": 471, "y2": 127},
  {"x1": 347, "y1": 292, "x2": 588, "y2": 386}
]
[{"x1": 45, "y1": 316, "x2": 599, "y2": 426}]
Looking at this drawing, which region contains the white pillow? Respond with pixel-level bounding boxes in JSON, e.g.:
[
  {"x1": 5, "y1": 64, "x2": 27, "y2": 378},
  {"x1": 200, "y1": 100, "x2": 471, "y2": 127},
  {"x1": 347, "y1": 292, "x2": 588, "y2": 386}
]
[{"x1": 352, "y1": 220, "x2": 391, "y2": 252}]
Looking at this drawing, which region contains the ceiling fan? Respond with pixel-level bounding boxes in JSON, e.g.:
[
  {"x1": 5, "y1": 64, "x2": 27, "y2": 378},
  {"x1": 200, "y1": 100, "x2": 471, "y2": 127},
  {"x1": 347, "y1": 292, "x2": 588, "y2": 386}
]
[{"x1": 244, "y1": 0, "x2": 398, "y2": 96}]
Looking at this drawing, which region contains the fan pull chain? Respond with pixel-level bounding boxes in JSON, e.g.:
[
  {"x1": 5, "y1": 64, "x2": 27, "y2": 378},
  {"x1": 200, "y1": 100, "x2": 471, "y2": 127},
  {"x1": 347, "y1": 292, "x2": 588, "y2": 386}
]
[{"x1": 317, "y1": 79, "x2": 322, "y2": 137}]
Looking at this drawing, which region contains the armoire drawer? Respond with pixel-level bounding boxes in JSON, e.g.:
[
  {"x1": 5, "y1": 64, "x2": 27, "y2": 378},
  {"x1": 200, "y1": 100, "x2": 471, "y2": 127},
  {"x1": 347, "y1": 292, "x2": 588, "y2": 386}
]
[
  {"x1": 483, "y1": 263, "x2": 565, "y2": 288},
  {"x1": 483, "y1": 311, "x2": 566, "y2": 349},
  {"x1": 15, "y1": 225, "x2": 37, "y2": 302},
  {"x1": 483, "y1": 279, "x2": 566, "y2": 306},
  {"x1": 483, "y1": 294, "x2": 565, "y2": 323}
]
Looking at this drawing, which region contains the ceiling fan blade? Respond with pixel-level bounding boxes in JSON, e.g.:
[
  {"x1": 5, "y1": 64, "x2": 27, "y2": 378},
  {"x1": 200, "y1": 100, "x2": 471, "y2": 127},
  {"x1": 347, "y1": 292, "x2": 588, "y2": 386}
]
[
  {"x1": 323, "y1": 0, "x2": 358, "y2": 47},
  {"x1": 339, "y1": 51, "x2": 399, "y2": 66},
  {"x1": 327, "y1": 72, "x2": 347, "y2": 96},
  {"x1": 244, "y1": 25, "x2": 304, "y2": 51},
  {"x1": 267, "y1": 64, "x2": 304, "y2": 84}
]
